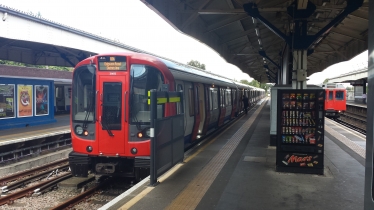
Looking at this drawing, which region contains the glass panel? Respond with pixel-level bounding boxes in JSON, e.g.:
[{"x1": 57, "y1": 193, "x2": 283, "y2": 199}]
[
  {"x1": 335, "y1": 91, "x2": 344, "y2": 100},
  {"x1": 329, "y1": 91, "x2": 333, "y2": 100},
  {"x1": 102, "y1": 82, "x2": 122, "y2": 130},
  {"x1": 189, "y1": 88, "x2": 194, "y2": 116},
  {"x1": 130, "y1": 65, "x2": 164, "y2": 124},
  {"x1": 72, "y1": 66, "x2": 96, "y2": 122},
  {"x1": 0, "y1": 84, "x2": 15, "y2": 119}
]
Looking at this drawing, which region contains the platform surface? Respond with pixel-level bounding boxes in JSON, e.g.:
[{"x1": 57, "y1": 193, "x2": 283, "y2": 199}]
[
  {"x1": 347, "y1": 100, "x2": 367, "y2": 108},
  {"x1": 0, "y1": 114, "x2": 70, "y2": 146},
  {"x1": 103, "y1": 99, "x2": 364, "y2": 210}
]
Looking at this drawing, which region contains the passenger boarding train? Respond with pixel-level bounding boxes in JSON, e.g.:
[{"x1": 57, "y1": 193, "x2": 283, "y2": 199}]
[{"x1": 69, "y1": 52, "x2": 265, "y2": 179}]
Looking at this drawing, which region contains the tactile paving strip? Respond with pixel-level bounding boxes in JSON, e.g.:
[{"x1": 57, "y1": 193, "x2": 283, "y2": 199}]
[
  {"x1": 325, "y1": 121, "x2": 365, "y2": 159},
  {"x1": 165, "y1": 100, "x2": 267, "y2": 210}
]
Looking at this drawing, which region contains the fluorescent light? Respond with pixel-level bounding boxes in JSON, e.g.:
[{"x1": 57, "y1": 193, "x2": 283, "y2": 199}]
[{"x1": 258, "y1": 39, "x2": 262, "y2": 45}]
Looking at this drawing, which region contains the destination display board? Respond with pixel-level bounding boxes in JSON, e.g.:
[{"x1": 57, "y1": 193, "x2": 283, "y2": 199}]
[{"x1": 98, "y1": 56, "x2": 127, "y2": 71}]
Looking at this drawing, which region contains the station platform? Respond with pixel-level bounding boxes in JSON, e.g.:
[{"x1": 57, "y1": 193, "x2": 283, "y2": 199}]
[
  {"x1": 347, "y1": 100, "x2": 367, "y2": 108},
  {"x1": 100, "y1": 99, "x2": 365, "y2": 210},
  {"x1": 0, "y1": 114, "x2": 70, "y2": 146}
]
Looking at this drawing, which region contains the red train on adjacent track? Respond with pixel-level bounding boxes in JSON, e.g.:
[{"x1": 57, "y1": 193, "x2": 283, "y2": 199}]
[
  {"x1": 322, "y1": 83, "x2": 346, "y2": 118},
  {"x1": 69, "y1": 52, "x2": 265, "y2": 179}
]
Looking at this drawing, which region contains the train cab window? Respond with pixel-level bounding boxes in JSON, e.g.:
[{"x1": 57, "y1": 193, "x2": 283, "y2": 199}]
[
  {"x1": 188, "y1": 88, "x2": 194, "y2": 116},
  {"x1": 335, "y1": 91, "x2": 344, "y2": 100},
  {"x1": 129, "y1": 65, "x2": 164, "y2": 124},
  {"x1": 328, "y1": 91, "x2": 333, "y2": 100},
  {"x1": 72, "y1": 65, "x2": 96, "y2": 122}
]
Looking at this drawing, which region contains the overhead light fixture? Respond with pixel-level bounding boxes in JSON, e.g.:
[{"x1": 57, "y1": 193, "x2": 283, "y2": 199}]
[
  {"x1": 258, "y1": 39, "x2": 262, "y2": 45},
  {"x1": 297, "y1": 0, "x2": 308, "y2": 10},
  {"x1": 255, "y1": 27, "x2": 260, "y2": 36},
  {"x1": 252, "y1": 17, "x2": 257, "y2": 24}
]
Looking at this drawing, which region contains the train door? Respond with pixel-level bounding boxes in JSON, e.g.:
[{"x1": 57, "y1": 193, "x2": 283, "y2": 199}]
[
  {"x1": 190, "y1": 83, "x2": 201, "y2": 142},
  {"x1": 196, "y1": 83, "x2": 205, "y2": 138},
  {"x1": 218, "y1": 87, "x2": 226, "y2": 126},
  {"x1": 55, "y1": 85, "x2": 65, "y2": 112},
  {"x1": 175, "y1": 80, "x2": 186, "y2": 133},
  {"x1": 97, "y1": 75, "x2": 126, "y2": 155},
  {"x1": 183, "y1": 81, "x2": 194, "y2": 141},
  {"x1": 231, "y1": 89, "x2": 236, "y2": 118},
  {"x1": 202, "y1": 85, "x2": 211, "y2": 135}
]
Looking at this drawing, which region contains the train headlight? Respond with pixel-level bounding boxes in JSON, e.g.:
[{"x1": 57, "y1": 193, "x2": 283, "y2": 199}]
[
  {"x1": 131, "y1": 147, "x2": 138, "y2": 154},
  {"x1": 86, "y1": 146, "x2": 93, "y2": 152},
  {"x1": 75, "y1": 126, "x2": 83, "y2": 135},
  {"x1": 137, "y1": 132, "x2": 143, "y2": 138}
]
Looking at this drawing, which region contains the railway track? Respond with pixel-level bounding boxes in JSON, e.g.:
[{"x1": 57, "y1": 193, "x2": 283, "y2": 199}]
[{"x1": 328, "y1": 104, "x2": 367, "y2": 135}]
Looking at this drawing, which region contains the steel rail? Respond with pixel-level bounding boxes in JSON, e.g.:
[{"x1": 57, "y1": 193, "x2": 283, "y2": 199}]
[
  {"x1": 50, "y1": 179, "x2": 109, "y2": 210},
  {"x1": 3, "y1": 164, "x2": 69, "y2": 193},
  {"x1": 0, "y1": 158, "x2": 68, "y2": 185},
  {"x1": 0, "y1": 173, "x2": 71, "y2": 206}
]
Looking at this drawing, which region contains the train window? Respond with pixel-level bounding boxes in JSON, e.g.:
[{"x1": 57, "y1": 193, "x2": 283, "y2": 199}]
[
  {"x1": 209, "y1": 89, "x2": 212, "y2": 110},
  {"x1": 189, "y1": 88, "x2": 194, "y2": 116},
  {"x1": 195, "y1": 87, "x2": 199, "y2": 115},
  {"x1": 211, "y1": 88, "x2": 218, "y2": 110},
  {"x1": 72, "y1": 65, "x2": 96, "y2": 122},
  {"x1": 129, "y1": 65, "x2": 164, "y2": 124},
  {"x1": 102, "y1": 82, "x2": 122, "y2": 130},
  {"x1": 176, "y1": 84, "x2": 184, "y2": 114},
  {"x1": 220, "y1": 88, "x2": 225, "y2": 108},
  {"x1": 335, "y1": 91, "x2": 344, "y2": 100},
  {"x1": 329, "y1": 91, "x2": 333, "y2": 100},
  {"x1": 226, "y1": 89, "x2": 231, "y2": 105}
]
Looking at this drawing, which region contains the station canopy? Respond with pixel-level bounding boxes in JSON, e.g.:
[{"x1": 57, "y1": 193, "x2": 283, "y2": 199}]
[{"x1": 141, "y1": 0, "x2": 368, "y2": 83}]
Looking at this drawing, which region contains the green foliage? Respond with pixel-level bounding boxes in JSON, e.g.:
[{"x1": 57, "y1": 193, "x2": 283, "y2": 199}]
[
  {"x1": 323, "y1": 78, "x2": 329, "y2": 84},
  {"x1": 187, "y1": 60, "x2": 206, "y2": 70},
  {"x1": 239, "y1": 79, "x2": 272, "y2": 92},
  {"x1": 0, "y1": 60, "x2": 73, "y2": 71}
]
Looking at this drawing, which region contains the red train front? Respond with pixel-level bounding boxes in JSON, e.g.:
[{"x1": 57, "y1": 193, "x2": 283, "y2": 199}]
[
  {"x1": 323, "y1": 83, "x2": 346, "y2": 118},
  {"x1": 69, "y1": 52, "x2": 174, "y2": 179}
]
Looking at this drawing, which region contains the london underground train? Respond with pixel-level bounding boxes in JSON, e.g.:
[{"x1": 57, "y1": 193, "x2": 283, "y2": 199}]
[
  {"x1": 69, "y1": 52, "x2": 264, "y2": 179},
  {"x1": 322, "y1": 83, "x2": 346, "y2": 118}
]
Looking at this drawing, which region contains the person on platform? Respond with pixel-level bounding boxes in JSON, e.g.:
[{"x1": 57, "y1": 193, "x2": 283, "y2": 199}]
[
  {"x1": 362, "y1": 93, "x2": 367, "y2": 104},
  {"x1": 242, "y1": 95, "x2": 249, "y2": 115}
]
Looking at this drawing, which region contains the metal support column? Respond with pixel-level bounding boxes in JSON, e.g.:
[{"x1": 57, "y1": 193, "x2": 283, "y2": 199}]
[{"x1": 292, "y1": 50, "x2": 307, "y2": 89}]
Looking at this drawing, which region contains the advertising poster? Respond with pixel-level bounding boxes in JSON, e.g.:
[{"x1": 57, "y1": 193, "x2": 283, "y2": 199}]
[
  {"x1": 35, "y1": 85, "x2": 49, "y2": 116},
  {"x1": 0, "y1": 84, "x2": 15, "y2": 119},
  {"x1": 17, "y1": 85, "x2": 33, "y2": 117}
]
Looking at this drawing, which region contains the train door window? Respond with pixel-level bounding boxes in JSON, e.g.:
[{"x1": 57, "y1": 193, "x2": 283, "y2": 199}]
[
  {"x1": 177, "y1": 84, "x2": 184, "y2": 114},
  {"x1": 189, "y1": 88, "x2": 194, "y2": 116},
  {"x1": 129, "y1": 65, "x2": 164, "y2": 124},
  {"x1": 335, "y1": 91, "x2": 344, "y2": 100},
  {"x1": 226, "y1": 89, "x2": 231, "y2": 105},
  {"x1": 102, "y1": 82, "x2": 122, "y2": 130},
  {"x1": 328, "y1": 91, "x2": 333, "y2": 100},
  {"x1": 220, "y1": 88, "x2": 225, "y2": 108},
  {"x1": 232, "y1": 89, "x2": 236, "y2": 105},
  {"x1": 208, "y1": 87, "x2": 213, "y2": 110},
  {"x1": 195, "y1": 87, "x2": 199, "y2": 115},
  {"x1": 211, "y1": 88, "x2": 218, "y2": 110}
]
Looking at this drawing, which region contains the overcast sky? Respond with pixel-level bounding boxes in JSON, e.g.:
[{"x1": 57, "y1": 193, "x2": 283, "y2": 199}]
[{"x1": 0, "y1": 0, "x2": 367, "y2": 85}]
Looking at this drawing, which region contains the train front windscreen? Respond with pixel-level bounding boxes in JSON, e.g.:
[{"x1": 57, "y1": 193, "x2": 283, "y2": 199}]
[{"x1": 72, "y1": 65, "x2": 96, "y2": 123}]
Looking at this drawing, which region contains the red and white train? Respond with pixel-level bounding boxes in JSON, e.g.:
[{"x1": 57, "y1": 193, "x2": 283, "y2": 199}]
[
  {"x1": 322, "y1": 83, "x2": 346, "y2": 118},
  {"x1": 69, "y1": 52, "x2": 265, "y2": 178}
]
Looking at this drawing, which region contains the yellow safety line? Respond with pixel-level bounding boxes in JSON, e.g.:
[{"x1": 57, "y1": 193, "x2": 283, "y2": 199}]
[
  {"x1": 116, "y1": 100, "x2": 267, "y2": 210},
  {"x1": 166, "y1": 100, "x2": 267, "y2": 210}
]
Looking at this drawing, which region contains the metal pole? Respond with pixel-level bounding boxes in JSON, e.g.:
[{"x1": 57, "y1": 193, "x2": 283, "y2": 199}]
[{"x1": 150, "y1": 89, "x2": 157, "y2": 186}]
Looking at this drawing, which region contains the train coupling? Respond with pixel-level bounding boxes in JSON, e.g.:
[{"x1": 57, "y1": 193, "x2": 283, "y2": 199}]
[{"x1": 95, "y1": 162, "x2": 118, "y2": 174}]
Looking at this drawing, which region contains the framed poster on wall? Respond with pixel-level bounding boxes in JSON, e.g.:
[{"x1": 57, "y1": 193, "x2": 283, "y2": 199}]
[
  {"x1": 0, "y1": 84, "x2": 15, "y2": 119},
  {"x1": 35, "y1": 85, "x2": 49, "y2": 116},
  {"x1": 17, "y1": 85, "x2": 33, "y2": 117}
]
